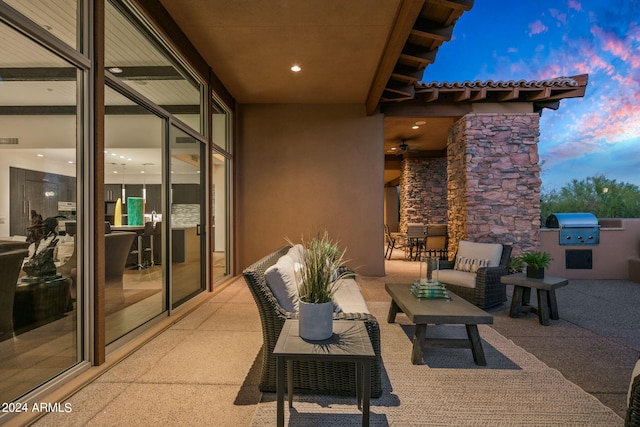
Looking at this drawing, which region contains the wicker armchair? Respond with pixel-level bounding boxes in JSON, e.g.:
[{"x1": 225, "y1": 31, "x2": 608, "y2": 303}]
[
  {"x1": 439, "y1": 242, "x2": 512, "y2": 309},
  {"x1": 243, "y1": 245, "x2": 382, "y2": 397}
]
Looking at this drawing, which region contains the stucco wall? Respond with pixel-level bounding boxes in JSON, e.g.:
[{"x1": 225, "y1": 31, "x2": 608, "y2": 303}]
[
  {"x1": 541, "y1": 218, "x2": 640, "y2": 280},
  {"x1": 236, "y1": 104, "x2": 385, "y2": 276}
]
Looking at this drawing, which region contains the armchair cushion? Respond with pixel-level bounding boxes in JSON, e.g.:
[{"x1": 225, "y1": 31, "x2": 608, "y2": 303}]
[{"x1": 437, "y1": 269, "x2": 477, "y2": 288}]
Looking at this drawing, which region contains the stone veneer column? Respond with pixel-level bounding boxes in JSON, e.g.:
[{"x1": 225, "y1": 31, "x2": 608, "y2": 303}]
[
  {"x1": 399, "y1": 157, "x2": 447, "y2": 233},
  {"x1": 447, "y1": 113, "x2": 541, "y2": 259}
]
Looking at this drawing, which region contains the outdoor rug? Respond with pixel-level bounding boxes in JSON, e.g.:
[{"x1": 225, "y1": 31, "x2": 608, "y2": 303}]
[{"x1": 251, "y1": 302, "x2": 623, "y2": 426}]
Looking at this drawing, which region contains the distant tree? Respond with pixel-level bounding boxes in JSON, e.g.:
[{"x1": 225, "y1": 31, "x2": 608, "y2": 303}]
[{"x1": 540, "y1": 175, "x2": 640, "y2": 222}]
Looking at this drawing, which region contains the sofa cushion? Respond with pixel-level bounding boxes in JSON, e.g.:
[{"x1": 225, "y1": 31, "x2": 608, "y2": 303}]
[
  {"x1": 286, "y1": 244, "x2": 305, "y2": 264},
  {"x1": 332, "y1": 278, "x2": 369, "y2": 314},
  {"x1": 437, "y1": 269, "x2": 477, "y2": 289},
  {"x1": 264, "y1": 255, "x2": 300, "y2": 312},
  {"x1": 457, "y1": 240, "x2": 503, "y2": 267}
]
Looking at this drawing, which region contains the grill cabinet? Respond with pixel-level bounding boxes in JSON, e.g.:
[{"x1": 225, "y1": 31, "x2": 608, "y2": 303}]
[{"x1": 545, "y1": 212, "x2": 600, "y2": 246}]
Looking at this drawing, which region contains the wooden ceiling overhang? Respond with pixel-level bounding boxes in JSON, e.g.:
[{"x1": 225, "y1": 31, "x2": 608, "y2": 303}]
[{"x1": 366, "y1": 0, "x2": 474, "y2": 115}]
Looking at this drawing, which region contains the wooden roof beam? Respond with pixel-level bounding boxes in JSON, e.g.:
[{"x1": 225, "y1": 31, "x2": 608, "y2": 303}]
[
  {"x1": 420, "y1": 89, "x2": 440, "y2": 102},
  {"x1": 384, "y1": 81, "x2": 416, "y2": 97},
  {"x1": 525, "y1": 87, "x2": 552, "y2": 101},
  {"x1": 412, "y1": 18, "x2": 454, "y2": 42},
  {"x1": 391, "y1": 64, "x2": 425, "y2": 84},
  {"x1": 469, "y1": 87, "x2": 487, "y2": 101},
  {"x1": 496, "y1": 88, "x2": 520, "y2": 101},
  {"x1": 428, "y1": 0, "x2": 475, "y2": 12},
  {"x1": 400, "y1": 45, "x2": 437, "y2": 66},
  {"x1": 366, "y1": 0, "x2": 426, "y2": 115}
]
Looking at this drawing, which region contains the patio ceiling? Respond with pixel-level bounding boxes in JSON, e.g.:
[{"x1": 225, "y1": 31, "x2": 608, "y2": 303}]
[{"x1": 158, "y1": 0, "x2": 473, "y2": 109}]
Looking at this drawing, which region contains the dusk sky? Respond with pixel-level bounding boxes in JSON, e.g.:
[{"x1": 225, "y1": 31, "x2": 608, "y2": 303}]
[{"x1": 422, "y1": 0, "x2": 640, "y2": 191}]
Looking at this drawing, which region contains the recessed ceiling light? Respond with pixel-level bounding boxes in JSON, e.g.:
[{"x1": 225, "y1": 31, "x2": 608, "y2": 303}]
[
  {"x1": 113, "y1": 171, "x2": 118, "y2": 174},
  {"x1": 291, "y1": 65, "x2": 302, "y2": 72},
  {"x1": 111, "y1": 153, "x2": 117, "y2": 156},
  {"x1": 68, "y1": 161, "x2": 74, "y2": 164},
  {"x1": 415, "y1": 120, "x2": 426, "y2": 125},
  {"x1": 37, "y1": 153, "x2": 44, "y2": 157},
  {"x1": 109, "y1": 67, "x2": 123, "y2": 73},
  {"x1": 390, "y1": 147, "x2": 397, "y2": 151},
  {"x1": 412, "y1": 125, "x2": 419, "y2": 129}
]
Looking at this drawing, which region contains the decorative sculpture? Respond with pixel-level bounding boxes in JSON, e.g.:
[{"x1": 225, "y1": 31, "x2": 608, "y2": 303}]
[{"x1": 22, "y1": 215, "x2": 63, "y2": 281}]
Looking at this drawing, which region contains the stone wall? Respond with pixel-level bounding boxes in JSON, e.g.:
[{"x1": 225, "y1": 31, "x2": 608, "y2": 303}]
[
  {"x1": 399, "y1": 157, "x2": 447, "y2": 233},
  {"x1": 447, "y1": 113, "x2": 541, "y2": 258}
]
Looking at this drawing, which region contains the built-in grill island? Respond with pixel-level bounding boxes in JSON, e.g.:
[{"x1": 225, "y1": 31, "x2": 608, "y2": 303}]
[{"x1": 545, "y1": 212, "x2": 600, "y2": 269}]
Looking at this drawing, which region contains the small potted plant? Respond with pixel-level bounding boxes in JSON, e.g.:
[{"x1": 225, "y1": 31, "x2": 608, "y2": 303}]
[
  {"x1": 295, "y1": 231, "x2": 349, "y2": 340},
  {"x1": 519, "y1": 251, "x2": 553, "y2": 279}
]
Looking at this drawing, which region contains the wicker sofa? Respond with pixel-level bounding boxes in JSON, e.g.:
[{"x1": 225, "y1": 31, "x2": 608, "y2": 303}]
[
  {"x1": 437, "y1": 240, "x2": 512, "y2": 309},
  {"x1": 243, "y1": 245, "x2": 382, "y2": 397},
  {"x1": 628, "y1": 358, "x2": 640, "y2": 427}
]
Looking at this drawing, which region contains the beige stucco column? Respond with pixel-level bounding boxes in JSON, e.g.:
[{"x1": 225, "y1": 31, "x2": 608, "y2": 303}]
[{"x1": 446, "y1": 113, "x2": 542, "y2": 259}]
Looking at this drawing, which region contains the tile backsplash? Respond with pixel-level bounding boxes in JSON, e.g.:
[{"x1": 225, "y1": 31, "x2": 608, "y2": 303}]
[{"x1": 171, "y1": 204, "x2": 200, "y2": 227}]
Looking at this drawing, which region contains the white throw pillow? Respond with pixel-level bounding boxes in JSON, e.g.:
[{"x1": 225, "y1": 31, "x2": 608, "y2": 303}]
[
  {"x1": 454, "y1": 256, "x2": 490, "y2": 273},
  {"x1": 264, "y1": 255, "x2": 300, "y2": 312}
]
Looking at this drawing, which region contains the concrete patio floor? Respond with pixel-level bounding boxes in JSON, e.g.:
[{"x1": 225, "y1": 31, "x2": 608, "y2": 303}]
[{"x1": 27, "y1": 256, "x2": 639, "y2": 425}]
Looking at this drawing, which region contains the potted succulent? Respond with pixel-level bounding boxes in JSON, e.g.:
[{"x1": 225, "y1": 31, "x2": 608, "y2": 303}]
[
  {"x1": 519, "y1": 251, "x2": 553, "y2": 279},
  {"x1": 295, "y1": 231, "x2": 348, "y2": 340}
]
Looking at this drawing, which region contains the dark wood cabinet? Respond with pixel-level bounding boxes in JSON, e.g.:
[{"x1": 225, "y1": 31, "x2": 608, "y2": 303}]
[
  {"x1": 172, "y1": 184, "x2": 201, "y2": 204},
  {"x1": 105, "y1": 184, "x2": 122, "y2": 201},
  {"x1": 10, "y1": 167, "x2": 76, "y2": 236},
  {"x1": 145, "y1": 184, "x2": 162, "y2": 213}
]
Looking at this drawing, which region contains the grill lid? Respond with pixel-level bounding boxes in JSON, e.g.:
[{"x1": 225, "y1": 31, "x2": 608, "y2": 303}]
[{"x1": 545, "y1": 212, "x2": 598, "y2": 228}]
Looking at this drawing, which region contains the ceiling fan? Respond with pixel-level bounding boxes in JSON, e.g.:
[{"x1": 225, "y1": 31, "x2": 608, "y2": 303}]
[{"x1": 391, "y1": 138, "x2": 420, "y2": 155}]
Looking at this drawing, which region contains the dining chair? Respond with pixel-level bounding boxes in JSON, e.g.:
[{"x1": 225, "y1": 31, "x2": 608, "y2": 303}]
[
  {"x1": 384, "y1": 224, "x2": 408, "y2": 260},
  {"x1": 406, "y1": 223, "x2": 426, "y2": 261},
  {"x1": 424, "y1": 224, "x2": 448, "y2": 259}
]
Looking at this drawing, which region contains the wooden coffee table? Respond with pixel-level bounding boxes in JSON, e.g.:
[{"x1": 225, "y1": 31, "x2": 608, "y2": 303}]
[{"x1": 385, "y1": 283, "x2": 493, "y2": 365}]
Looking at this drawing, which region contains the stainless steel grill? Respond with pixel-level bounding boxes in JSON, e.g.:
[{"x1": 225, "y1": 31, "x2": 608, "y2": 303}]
[{"x1": 545, "y1": 212, "x2": 600, "y2": 246}]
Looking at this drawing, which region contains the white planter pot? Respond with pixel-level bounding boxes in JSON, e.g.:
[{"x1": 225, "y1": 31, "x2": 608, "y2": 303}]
[{"x1": 298, "y1": 300, "x2": 334, "y2": 341}]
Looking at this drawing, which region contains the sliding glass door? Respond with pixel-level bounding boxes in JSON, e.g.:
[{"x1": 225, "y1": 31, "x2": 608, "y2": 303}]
[{"x1": 170, "y1": 125, "x2": 205, "y2": 306}]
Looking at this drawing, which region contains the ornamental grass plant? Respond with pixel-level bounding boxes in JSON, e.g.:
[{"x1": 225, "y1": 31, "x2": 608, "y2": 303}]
[{"x1": 296, "y1": 231, "x2": 348, "y2": 304}]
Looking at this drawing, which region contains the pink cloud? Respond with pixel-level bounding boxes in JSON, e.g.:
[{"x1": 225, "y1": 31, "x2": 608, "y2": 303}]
[
  {"x1": 568, "y1": 0, "x2": 582, "y2": 11},
  {"x1": 549, "y1": 9, "x2": 567, "y2": 25},
  {"x1": 528, "y1": 20, "x2": 548, "y2": 36},
  {"x1": 591, "y1": 25, "x2": 631, "y2": 61}
]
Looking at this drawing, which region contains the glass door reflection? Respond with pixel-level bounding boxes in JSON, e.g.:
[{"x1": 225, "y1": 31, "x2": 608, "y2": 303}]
[{"x1": 169, "y1": 125, "x2": 205, "y2": 307}]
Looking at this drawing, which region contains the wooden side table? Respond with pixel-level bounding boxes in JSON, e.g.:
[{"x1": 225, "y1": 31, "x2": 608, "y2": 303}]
[
  {"x1": 500, "y1": 273, "x2": 569, "y2": 326},
  {"x1": 273, "y1": 319, "x2": 375, "y2": 427}
]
